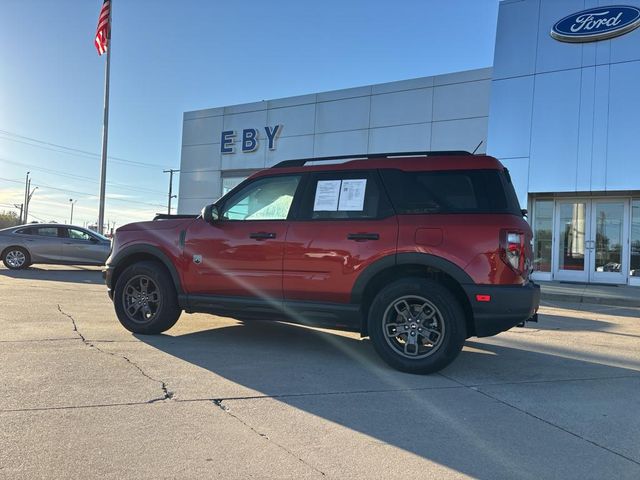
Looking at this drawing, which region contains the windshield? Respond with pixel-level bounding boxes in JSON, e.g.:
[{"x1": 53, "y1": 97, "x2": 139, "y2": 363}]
[{"x1": 90, "y1": 230, "x2": 110, "y2": 241}]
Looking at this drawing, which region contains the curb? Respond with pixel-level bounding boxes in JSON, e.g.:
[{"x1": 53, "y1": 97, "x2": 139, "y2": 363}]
[{"x1": 540, "y1": 292, "x2": 640, "y2": 309}]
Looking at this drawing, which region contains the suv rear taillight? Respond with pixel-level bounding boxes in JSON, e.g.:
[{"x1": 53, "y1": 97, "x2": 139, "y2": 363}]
[{"x1": 500, "y1": 230, "x2": 525, "y2": 274}]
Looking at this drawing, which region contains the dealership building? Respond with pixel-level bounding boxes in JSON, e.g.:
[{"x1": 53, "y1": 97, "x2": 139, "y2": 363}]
[{"x1": 178, "y1": 0, "x2": 640, "y2": 286}]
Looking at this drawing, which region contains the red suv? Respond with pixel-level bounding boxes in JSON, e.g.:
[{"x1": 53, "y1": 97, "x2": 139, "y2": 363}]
[{"x1": 104, "y1": 152, "x2": 539, "y2": 374}]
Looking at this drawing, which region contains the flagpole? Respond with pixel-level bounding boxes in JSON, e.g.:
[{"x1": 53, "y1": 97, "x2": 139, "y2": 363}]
[{"x1": 97, "y1": 0, "x2": 112, "y2": 235}]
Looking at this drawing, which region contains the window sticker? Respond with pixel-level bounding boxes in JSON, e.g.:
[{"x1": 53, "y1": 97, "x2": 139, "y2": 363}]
[
  {"x1": 313, "y1": 180, "x2": 341, "y2": 211},
  {"x1": 338, "y1": 179, "x2": 367, "y2": 211}
]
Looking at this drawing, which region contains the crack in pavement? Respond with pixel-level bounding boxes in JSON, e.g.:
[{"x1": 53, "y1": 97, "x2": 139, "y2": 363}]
[
  {"x1": 6, "y1": 373, "x2": 638, "y2": 415},
  {"x1": 437, "y1": 372, "x2": 640, "y2": 467},
  {"x1": 0, "y1": 338, "x2": 79, "y2": 343},
  {"x1": 212, "y1": 399, "x2": 327, "y2": 478},
  {"x1": 0, "y1": 386, "x2": 465, "y2": 413},
  {"x1": 57, "y1": 304, "x2": 173, "y2": 403}
]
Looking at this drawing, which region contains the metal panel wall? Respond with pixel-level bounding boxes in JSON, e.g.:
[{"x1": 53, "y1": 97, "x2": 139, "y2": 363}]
[
  {"x1": 529, "y1": 69, "x2": 582, "y2": 193},
  {"x1": 488, "y1": 0, "x2": 640, "y2": 205},
  {"x1": 607, "y1": 60, "x2": 640, "y2": 190},
  {"x1": 178, "y1": 68, "x2": 492, "y2": 213}
]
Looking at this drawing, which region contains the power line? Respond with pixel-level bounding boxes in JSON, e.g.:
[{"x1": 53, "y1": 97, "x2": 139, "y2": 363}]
[
  {"x1": 0, "y1": 176, "x2": 165, "y2": 209},
  {"x1": 0, "y1": 177, "x2": 23, "y2": 184},
  {"x1": 26, "y1": 211, "x2": 47, "y2": 223},
  {"x1": 33, "y1": 181, "x2": 166, "y2": 209},
  {"x1": 0, "y1": 129, "x2": 174, "y2": 169},
  {"x1": 0, "y1": 157, "x2": 167, "y2": 196}
]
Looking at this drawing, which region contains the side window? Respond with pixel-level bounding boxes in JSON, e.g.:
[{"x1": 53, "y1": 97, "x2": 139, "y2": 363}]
[
  {"x1": 15, "y1": 228, "x2": 33, "y2": 235},
  {"x1": 68, "y1": 228, "x2": 92, "y2": 241},
  {"x1": 35, "y1": 227, "x2": 59, "y2": 237},
  {"x1": 381, "y1": 169, "x2": 519, "y2": 215},
  {"x1": 220, "y1": 175, "x2": 301, "y2": 221},
  {"x1": 299, "y1": 171, "x2": 392, "y2": 220}
]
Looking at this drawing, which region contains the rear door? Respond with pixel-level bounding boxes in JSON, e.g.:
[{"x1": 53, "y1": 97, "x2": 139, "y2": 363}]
[
  {"x1": 283, "y1": 170, "x2": 398, "y2": 304},
  {"x1": 21, "y1": 226, "x2": 65, "y2": 262}
]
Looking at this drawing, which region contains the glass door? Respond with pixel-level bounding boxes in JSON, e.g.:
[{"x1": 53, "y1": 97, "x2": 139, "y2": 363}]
[
  {"x1": 589, "y1": 200, "x2": 628, "y2": 284},
  {"x1": 553, "y1": 199, "x2": 630, "y2": 284},
  {"x1": 554, "y1": 200, "x2": 590, "y2": 282}
]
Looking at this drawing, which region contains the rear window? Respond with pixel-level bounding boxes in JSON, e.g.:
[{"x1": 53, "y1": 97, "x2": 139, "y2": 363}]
[
  {"x1": 34, "y1": 227, "x2": 59, "y2": 237},
  {"x1": 381, "y1": 169, "x2": 521, "y2": 215}
]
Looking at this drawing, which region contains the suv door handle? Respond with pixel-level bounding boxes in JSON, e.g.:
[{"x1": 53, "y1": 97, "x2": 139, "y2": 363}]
[
  {"x1": 347, "y1": 233, "x2": 379, "y2": 241},
  {"x1": 249, "y1": 232, "x2": 276, "y2": 240}
]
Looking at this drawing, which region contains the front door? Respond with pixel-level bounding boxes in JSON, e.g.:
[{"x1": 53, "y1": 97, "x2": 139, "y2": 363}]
[
  {"x1": 183, "y1": 174, "x2": 302, "y2": 299},
  {"x1": 554, "y1": 199, "x2": 629, "y2": 284},
  {"x1": 60, "y1": 227, "x2": 109, "y2": 264}
]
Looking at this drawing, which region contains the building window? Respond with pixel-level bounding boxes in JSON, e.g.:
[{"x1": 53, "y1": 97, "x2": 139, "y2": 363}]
[
  {"x1": 533, "y1": 200, "x2": 553, "y2": 272},
  {"x1": 631, "y1": 200, "x2": 640, "y2": 278},
  {"x1": 222, "y1": 176, "x2": 249, "y2": 195}
]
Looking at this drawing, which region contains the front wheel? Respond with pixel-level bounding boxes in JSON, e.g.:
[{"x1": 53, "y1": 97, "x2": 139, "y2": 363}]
[
  {"x1": 114, "y1": 261, "x2": 181, "y2": 334},
  {"x1": 368, "y1": 278, "x2": 466, "y2": 374}
]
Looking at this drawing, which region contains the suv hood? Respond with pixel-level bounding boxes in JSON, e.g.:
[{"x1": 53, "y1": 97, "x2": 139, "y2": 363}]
[{"x1": 117, "y1": 218, "x2": 197, "y2": 232}]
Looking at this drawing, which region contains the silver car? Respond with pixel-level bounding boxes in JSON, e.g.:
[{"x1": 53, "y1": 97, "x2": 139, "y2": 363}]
[{"x1": 0, "y1": 224, "x2": 111, "y2": 270}]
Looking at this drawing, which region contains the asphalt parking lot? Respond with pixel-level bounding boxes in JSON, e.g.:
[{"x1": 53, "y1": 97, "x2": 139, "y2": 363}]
[{"x1": 1, "y1": 265, "x2": 639, "y2": 479}]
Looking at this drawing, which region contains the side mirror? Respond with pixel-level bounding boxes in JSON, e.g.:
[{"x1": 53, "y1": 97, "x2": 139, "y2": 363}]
[
  {"x1": 201, "y1": 204, "x2": 220, "y2": 224},
  {"x1": 89, "y1": 237, "x2": 99, "y2": 243}
]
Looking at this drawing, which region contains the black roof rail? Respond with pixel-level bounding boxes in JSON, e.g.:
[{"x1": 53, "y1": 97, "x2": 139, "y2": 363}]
[
  {"x1": 153, "y1": 213, "x2": 199, "y2": 221},
  {"x1": 271, "y1": 150, "x2": 473, "y2": 168}
]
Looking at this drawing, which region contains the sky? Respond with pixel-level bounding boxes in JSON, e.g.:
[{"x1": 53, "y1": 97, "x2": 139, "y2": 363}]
[{"x1": 0, "y1": 0, "x2": 499, "y2": 229}]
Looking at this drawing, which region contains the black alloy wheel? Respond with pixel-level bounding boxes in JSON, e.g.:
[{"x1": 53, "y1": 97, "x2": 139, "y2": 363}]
[
  {"x1": 368, "y1": 278, "x2": 466, "y2": 374},
  {"x1": 113, "y1": 261, "x2": 181, "y2": 334}
]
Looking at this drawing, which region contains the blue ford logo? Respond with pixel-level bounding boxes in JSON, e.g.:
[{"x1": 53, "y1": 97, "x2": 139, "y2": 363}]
[{"x1": 551, "y1": 5, "x2": 640, "y2": 42}]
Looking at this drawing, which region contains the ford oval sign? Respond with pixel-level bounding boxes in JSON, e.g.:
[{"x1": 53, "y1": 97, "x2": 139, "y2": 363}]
[{"x1": 551, "y1": 5, "x2": 640, "y2": 43}]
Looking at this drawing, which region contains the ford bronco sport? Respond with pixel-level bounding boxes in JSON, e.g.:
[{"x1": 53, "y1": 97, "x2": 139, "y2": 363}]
[{"x1": 104, "y1": 151, "x2": 540, "y2": 374}]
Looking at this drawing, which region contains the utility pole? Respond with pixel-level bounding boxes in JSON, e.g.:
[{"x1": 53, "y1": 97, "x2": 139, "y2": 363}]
[
  {"x1": 22, "y1": 172, "x2": 30, "y2": 224},
  {"x1": 163, "y1": 169, "x2": 178, "y2": 215},
  {"x1": 69, "y1": 198, "x2": 77, "y2": 225},
  {"x1": 24, "y1": 185, "x2": 38, "y2": 223},
  {"x1": 14, "y1": 204, "x2": 23, "y2": 224}
]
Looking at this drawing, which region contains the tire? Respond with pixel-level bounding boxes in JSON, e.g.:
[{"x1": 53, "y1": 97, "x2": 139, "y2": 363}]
[
  {"x1": 113, "y1": 260, "x2": 181, "y2": 334},
  {"x1": 368, "y1": 278, "x2": 466, "y2": 374},
  {"x1": 3, "y1": 247, "x2": 31, "y2": 270}
]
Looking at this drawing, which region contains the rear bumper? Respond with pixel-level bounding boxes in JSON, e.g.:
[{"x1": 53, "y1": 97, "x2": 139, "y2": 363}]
[{"x1": 463, "y1": 281, "x2": 540, "y2": 337}]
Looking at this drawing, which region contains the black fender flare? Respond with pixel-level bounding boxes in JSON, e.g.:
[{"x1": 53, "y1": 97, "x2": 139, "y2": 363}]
[
  {"x1": 351, "y1": 252, "x2": 474, "y2": 303},
  {"x1": 108, "y1": 244, "x2": 183, "y2": 294}
]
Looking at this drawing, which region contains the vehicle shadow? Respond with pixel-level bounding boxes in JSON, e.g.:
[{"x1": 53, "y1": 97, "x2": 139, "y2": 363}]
[
  {"x1": 137, "y1": 317, "x2": 640, "y2": 478},
  {"x1": 541, "y1": 300, "x2": 640, "y2": 320},
  {"x1": 0, "y1": 266, "x2": 104, "y2": 285},
  {"x1": 525, "y1": 313, "x2": 640, "y2": 342}
]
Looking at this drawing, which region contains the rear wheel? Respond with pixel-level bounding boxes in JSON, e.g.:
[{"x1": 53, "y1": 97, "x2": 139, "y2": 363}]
[
  {"x1": 3, "y1": 247, "x2": 30, "y2": 270},
  {"x1": 114, "y1": 261, "x2": 181, "y2": 334},
  {"x1": 368, "y1": 278, "x2": 466, "y2": 374}
]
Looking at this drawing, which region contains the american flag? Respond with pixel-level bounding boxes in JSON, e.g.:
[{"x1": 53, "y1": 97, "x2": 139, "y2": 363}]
[{"x1": 94, "y1": 0, "x2": 111, "y2": 55}]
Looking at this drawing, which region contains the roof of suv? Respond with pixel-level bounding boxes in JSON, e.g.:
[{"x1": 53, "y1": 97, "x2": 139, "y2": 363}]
[{"x1": 253, "y1": 153, "x2": 504, "y2": 178}]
